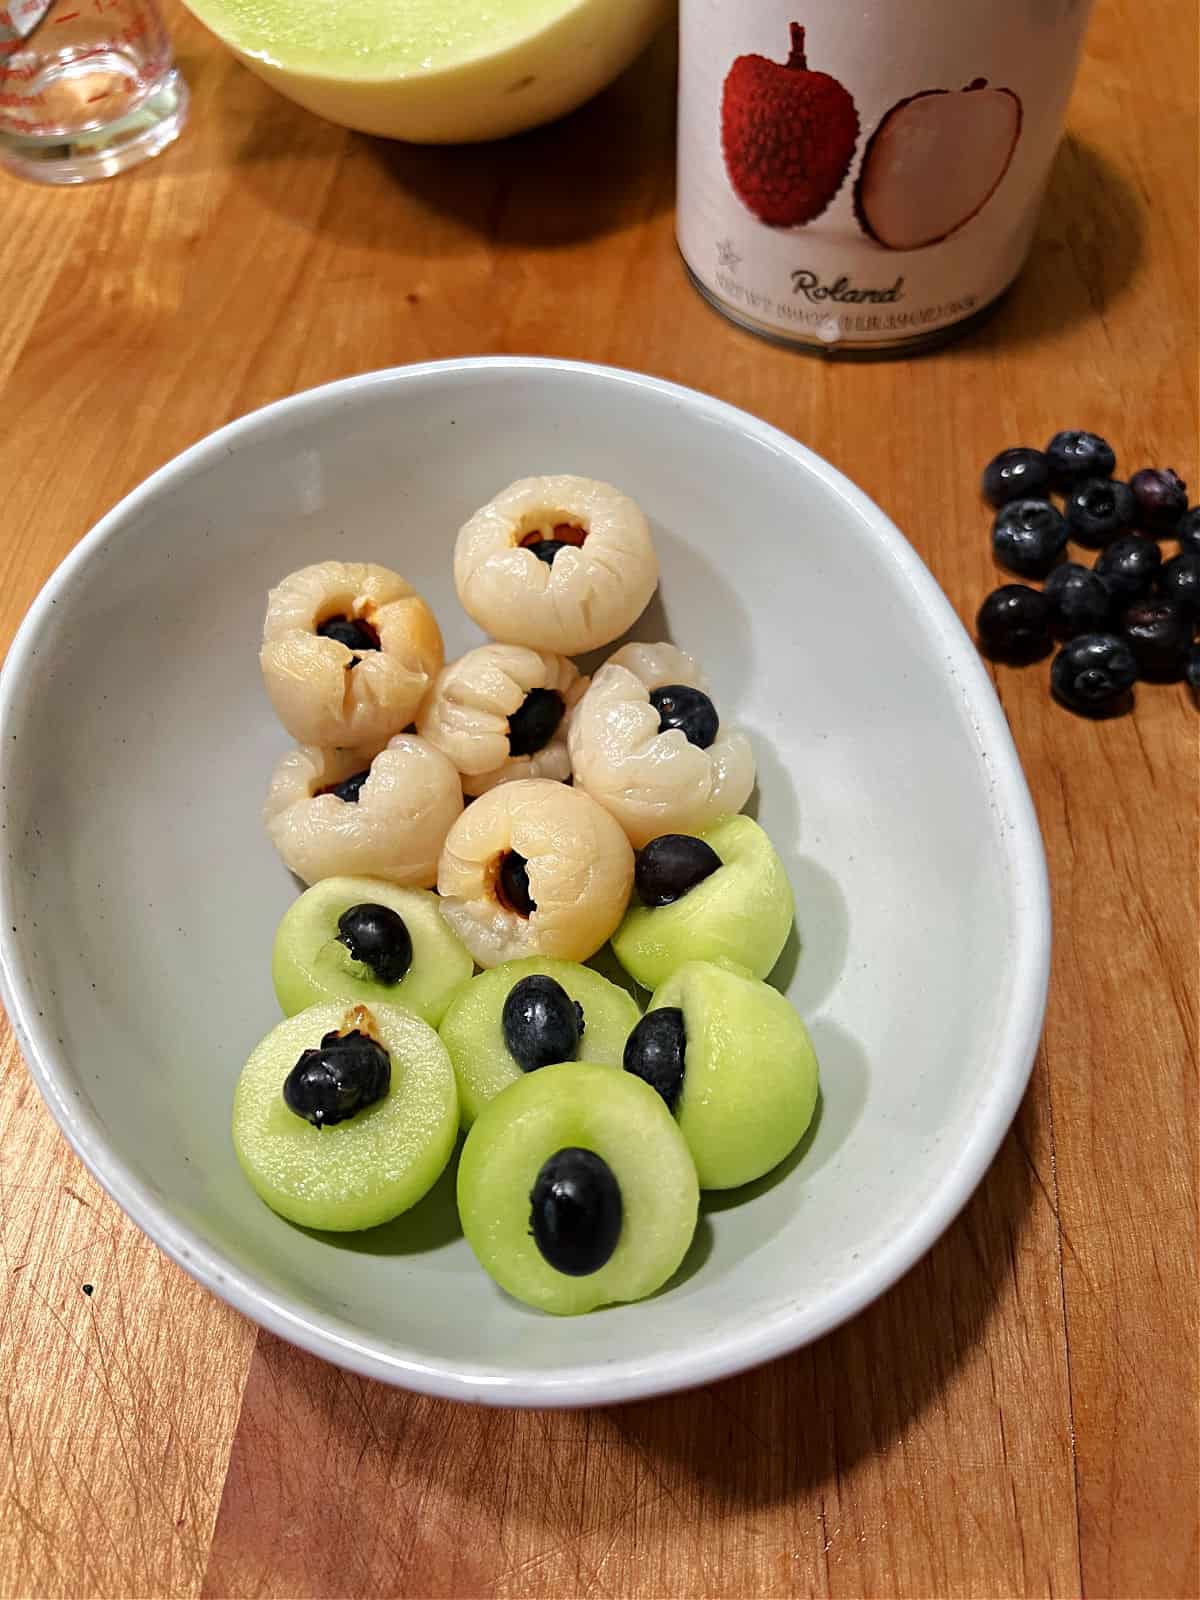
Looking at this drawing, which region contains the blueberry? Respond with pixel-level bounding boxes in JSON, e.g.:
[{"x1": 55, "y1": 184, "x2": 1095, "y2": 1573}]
[
  {"x1": 649, "y1": 684, "x2": 719, "y2": 749},
  {"x1": 635, "y1": 834, "x2": 723, "y2": 908},
  {"x1": 1186, "y1": 643, "x2": 1200, "y2": 691},
  {"x1": 283, "y1": 1028, "x2": 390, "y2": 1127},
  {"x1": 1064, "y1": 477, "x2": 1136, "y2": 546},
  {"x1": 328, "y1": 768, "x2": 371, "y2": 804},
  {"x1": 529, "y1": 1147, "x2": 622, "y2": 1277},
  {"x1": 502, "y1": 975, "x2": 584, "y2": 1073},
  {"x1": 1158, "y1": 552, "x2": 1200, "y2": 622},
  {"x1": 507, "y1": 688, "x2": 565, "y2": 758},
  {"x1": 982, "y1": 447, "x2": 1051, "y2": 507},
  {"x1": 1044, "y1": 430, "x2": 1117, "y2": 489},
  {"x1": 530, "y1": 540, "x2": 570, "y2": 566},
  {"x1": 1044, "y1": 563, "x2": 1113, "y2": 636},
  {"x1": 1095, "y1": 535, "x2": 1162, "y2": 604},
  {"x1": 1050, "y1": 634, "x2": 1137, "y2": 715},
  {"x1": 1177, "y1": 507, "x2": 1200, "y2": 557},
  {"x1": 991, "y1": 499, "x2": 1068, "y2": 577},
  {"x1": 623, "y1": 1007, "x2": 687, "y2": 1111},
  {"x1": 1120, "y1": 597, "x2": 1193, "y2": 679},
  {"x1": 336, "y1": 903, "x2": 412, "y2": 985},
  {"x1": 975, "y1": 585, "x2": 1052, "y2": 662},
  {"x1": 1130, "y1": 468, "x2": 1188, "y2": 533},
  {"x1": 316, "y1": 614, "x2": 380, "y2": 660},
  {"x1": 497, "y1": 851, "x2": 535, "y2": 917}
]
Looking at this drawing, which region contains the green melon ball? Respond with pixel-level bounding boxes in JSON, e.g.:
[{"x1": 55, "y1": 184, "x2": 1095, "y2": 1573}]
[
  {"x1": 273, "y1": 876, "x2": 474, "y2": 1027},
  {"x1": 438, "y1": 957, "x2": 641, "y2": 1129},
  {"x1": 611, "y1": 814, "x2": 795, "y2": 992},
  {"x1": 457, "y1": 1061, "x2": 699, "y2": 1315},
  {"x1": 233, "y1": 1000, "x2": 459, "y2": 1231},
  {"x1": 640, "y1": 959, "x2": 818, "y2": 1190}
]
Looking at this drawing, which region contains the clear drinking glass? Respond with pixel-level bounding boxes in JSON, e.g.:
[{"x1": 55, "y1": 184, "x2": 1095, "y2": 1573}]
[{"x1": 0, "y1": 0, "x2": 187, "y2": 183}]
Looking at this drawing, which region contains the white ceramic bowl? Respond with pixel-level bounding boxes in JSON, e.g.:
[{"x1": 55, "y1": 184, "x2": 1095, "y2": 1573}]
[{"x1": 0, "y1": 360, "x2": 1049, "y2": 1406}]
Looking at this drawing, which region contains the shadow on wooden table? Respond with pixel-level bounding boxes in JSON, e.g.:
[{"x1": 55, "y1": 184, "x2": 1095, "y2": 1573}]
[
  {"x1": 203, "y1": 1097, "x2": 1037, "y2": 1598},
  {"x1": 222, "y1": 26, "x2": 676, "y2": 251},
  {"x1": 610, "y1": 1103, "x2": 1037, "y2": 1505},
  {"x1": 953, "y1": 135, "x2": 1145, "y2": 352}
]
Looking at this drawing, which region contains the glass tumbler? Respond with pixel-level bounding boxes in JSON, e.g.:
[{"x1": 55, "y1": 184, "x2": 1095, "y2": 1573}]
[{"x1": 0, "y1": 0, "x2": 187, "y2": 183}]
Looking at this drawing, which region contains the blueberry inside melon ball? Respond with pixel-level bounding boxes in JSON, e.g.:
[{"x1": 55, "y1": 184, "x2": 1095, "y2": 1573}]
[
  {"x1": 627, "y1": 959, "x2": 818, "y2": 1190},
  {"x1": 456, "y1": 1061, "x2": 699, "y2": 1315},
  {"x1": 612, "y1": 815, "x2": 795, "y2": 992},
  {"x1": 272, "y1": 876, "x2": 474, "y2": 1027},
  {"x1": 438, "y1": 957, "x2": 640, "y2": 1128},
  {"x1": 233, "y1": 1001, "x2": 459, "y2": 1231}
]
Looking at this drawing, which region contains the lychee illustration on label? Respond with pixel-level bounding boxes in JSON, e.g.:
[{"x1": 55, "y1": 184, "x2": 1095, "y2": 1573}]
[
  {"x1": 854, "y1": 79, "x2": 1023, "y2": 249},
  {"x1": 720, "y1": 23, "x2": 859, "y2": 228}
]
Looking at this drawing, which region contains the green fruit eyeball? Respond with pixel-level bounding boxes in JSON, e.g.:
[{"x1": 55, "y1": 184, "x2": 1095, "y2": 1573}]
[
  {"x1": 457, "y1": 1061, "x2": 699, "y2": 1315},
  {"x1": 272, "y1": 875, "x2": 474, "y2": 1026},
  {"x1": 612, "y1": 814, "x2": 794, "y2": 991},
  {"x1": 232, "y1": 1000, "x2": 459, "y2": 1231},
  {"x1": 438, "y1": 956, "x2": 641, "y2": 1128},
  {"x1": 635, "y1": 959, "x2": 819, "y2": 1190}
]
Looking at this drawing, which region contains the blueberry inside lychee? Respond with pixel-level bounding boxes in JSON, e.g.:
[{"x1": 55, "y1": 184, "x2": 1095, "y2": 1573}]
[
  {"x1": 650, "y1": 684, "x2": 719, "y2": 749},
  {"x1": 623, "y1": 1007, "x2": 687, "y2": 1111},
  {"x1": 335, "y1": 903, "x2": 413, "y2": 986},
  {"x1": 501, "y1": 974, "x2": 585, "y2": 1073},
  {"x1": 529, "y1": 1147, "x2": 623, "y2": 1276},
  {"x1": 508, "y1": 688, "x2": 565, "y2": 758},
  {"x1": 497, "y1": 851, "x2": 536, "y2": 918},
  {"x1": 317, "y1": 614, "x2": 380, "y2": 666},
  {"x1": 282, "y1": 1028, "x2": 390, "y2": 1128},
  {"x1": 635, "y1": 834, "x2": 722, "y2": 908},
  {"x1": 322, "y1": 768, "x2": 371, "y2": 804},
  {"x1": 520, "y1": 524, "x2": 588, "y2": 566}
]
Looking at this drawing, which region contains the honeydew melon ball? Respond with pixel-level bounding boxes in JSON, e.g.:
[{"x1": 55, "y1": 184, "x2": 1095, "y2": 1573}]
[
  {"x1": 272, "y1": 876, "x2": 473, "y2": 1027},
  {"x1": 612, "y1": 814, "x2": 794, "y2": 991},
  {"x1": 456, "y1": 1061, "x2": 698, "y2": 1315},
  {"x1": 439, "y1": 956, "x2": 640, "y2": 1128},
  {"x1": 636, "y1": 960, "x2": 818, "y2": 1190},
  {"x1": 233, "y1": 1000, "x2": 458, "y2": 1230}
]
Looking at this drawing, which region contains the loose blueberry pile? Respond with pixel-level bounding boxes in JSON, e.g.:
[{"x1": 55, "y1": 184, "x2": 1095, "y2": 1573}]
[{"x1": 977, "y1": 432, "x2": 1200, "y2": 712}]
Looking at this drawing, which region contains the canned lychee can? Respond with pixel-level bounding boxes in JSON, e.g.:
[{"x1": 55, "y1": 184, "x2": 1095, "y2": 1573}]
[{"x1": 677, "y1": 0, "x2": 1095, "y2": 355}]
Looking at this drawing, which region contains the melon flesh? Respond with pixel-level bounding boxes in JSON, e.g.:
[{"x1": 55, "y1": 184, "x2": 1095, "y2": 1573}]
[
  {"x1": 181, "y1": 0, "x2": 670, "y2": 143},
  {"x1": 856, "y1": 85, "x2": 1022, "y2": 251}
]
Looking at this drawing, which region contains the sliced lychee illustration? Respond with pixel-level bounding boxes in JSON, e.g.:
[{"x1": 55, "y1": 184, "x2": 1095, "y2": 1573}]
[
  {"x1": 854, "y1": 79, "x2": 1023, "y2": 251},
  {"x1": 721, "y1": 23, "x2": 859, "y2": 229}
]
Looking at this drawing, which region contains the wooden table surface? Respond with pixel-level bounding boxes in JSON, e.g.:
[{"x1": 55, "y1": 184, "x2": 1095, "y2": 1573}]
[{"x1": 1, "y1": 0, "x2": 1197, "y2": 1595}]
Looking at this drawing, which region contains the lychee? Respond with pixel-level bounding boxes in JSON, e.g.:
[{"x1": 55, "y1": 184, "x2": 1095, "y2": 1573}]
[
  {"x1": 721, "y1": 23, "x2": 859, "y2": 229},
  {"x1": 854, "y1": 80, "x2": 1023, "y2": 251}
]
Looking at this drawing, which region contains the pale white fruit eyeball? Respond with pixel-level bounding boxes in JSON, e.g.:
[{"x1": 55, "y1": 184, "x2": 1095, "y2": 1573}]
[
  {"x1": 437, "y1": 778, "x2": 634, "y2": 968},
  {"x1": 453, "y1": 475, "x2": 658, "y2": 656},
  {"x1": 416, "y1": 643, "x2": 588, "y2": 798},
  {"x1": 568, "y1": 641, "x2": 756, "y2": 848},
  {"x1": 261, "y1": 560, "x2": 444, "y2": 750},
  {"x1": 264, "y1": 733, "x2": 464, "y2": 888}
]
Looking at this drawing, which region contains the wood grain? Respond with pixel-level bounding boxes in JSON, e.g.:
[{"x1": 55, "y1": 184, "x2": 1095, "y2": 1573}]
[{"x1": 1, "y1": 0, "x2": 1196, "y2": 1595}]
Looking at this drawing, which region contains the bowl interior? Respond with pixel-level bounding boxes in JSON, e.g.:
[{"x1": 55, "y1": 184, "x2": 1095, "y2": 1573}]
[{"x1": 0, "y1": 362, "x2": 1045, "y2": 1403}]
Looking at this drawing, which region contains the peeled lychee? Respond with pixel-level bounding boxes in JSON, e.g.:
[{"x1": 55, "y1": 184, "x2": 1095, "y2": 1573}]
[
  {"x1": 721, "y1": 23, "x2": 859, "y2": 229},
  {"x1": 854, "y1": 80, "x2": 1023, "y2": 251}
]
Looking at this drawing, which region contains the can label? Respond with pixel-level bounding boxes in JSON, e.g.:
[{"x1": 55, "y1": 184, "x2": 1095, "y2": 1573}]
[{"x1": 677, "y1": 0, "x2": 1094, "y2": 351}]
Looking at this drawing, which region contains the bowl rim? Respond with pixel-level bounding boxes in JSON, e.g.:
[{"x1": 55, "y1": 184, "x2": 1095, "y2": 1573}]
[{"x1": 0, "y1": 357, "x2": 1051, "y2": 1407}]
